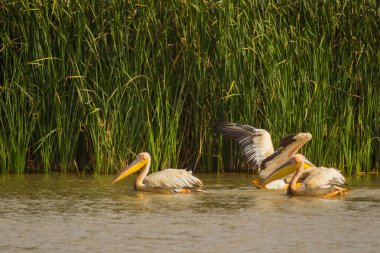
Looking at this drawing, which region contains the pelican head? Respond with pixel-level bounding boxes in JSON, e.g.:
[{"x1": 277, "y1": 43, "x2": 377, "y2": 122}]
[
  {"x1": 112, "y1": 152, "x2": 150, "y2": 184},
  {"x1": 293, "y1": 154, "x2": 305, "y2": 164},
  {"x1": 262, "y1": 153, "x2": 312, "y2": 184},
  {"x1": 277, "y1": 133, "x2": 312, "y2": 154},
  {"x1": 259, "y1": 132, "x2": 313, "y2": 180}
]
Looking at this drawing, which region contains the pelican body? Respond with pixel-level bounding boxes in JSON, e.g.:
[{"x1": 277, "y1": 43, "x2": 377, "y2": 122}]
[
  {"x1": 112, "y1": 152, "x2": 203, "y2": 193},
  {"x1": 278, "y1": 154, "x2": 347, "y2": 197},
  {"x1": 214, "y1": 122, "x2": 315, "y2": 188}
]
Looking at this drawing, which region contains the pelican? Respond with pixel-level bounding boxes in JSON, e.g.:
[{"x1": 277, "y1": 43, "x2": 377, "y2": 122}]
[
  {"x1": 214, "y1": 122, "x2": 315, "y2": 188},
  {"x1": 279, "y1": 154, "x2": 347, "y2": 197},
  {"x1": 112, "y1": 152, "x2": 203, "y2": 193}
]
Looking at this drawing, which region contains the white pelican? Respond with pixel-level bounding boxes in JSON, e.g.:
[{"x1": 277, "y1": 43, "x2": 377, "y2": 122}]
[
  {"x1": 214, "y1": 122, "x2": 315, "y2": 188},
  {"x1": 112, "y1": 152, "x2": 203, "y2": 193},
  {"x1": 279, "y1": 154, "x2": 347, "y2": 197}
]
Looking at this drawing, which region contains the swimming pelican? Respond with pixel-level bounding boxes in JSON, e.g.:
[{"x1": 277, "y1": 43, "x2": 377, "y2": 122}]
[
  {"x1": 112, "y1": 152, "x2": 203, "y2": 193},
  {"x1": 280, "y1": 154, "x2": 347, "y2": 197},
  {"x1": 214, "y1": 122, "x2": 315, "y2": 188}
]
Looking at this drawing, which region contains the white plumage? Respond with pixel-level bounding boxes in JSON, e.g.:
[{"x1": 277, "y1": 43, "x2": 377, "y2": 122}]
[{"x1": 143, "y1": 169, "x2": 203, "y2": 192}]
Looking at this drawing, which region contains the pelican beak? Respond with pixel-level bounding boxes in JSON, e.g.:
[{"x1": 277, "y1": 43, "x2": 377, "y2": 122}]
[
  {"x1": 112, "y1": 157, "x2": 148, "y2": 184},
  {"x1": 262, "y1": 156, "x2": 315, "y2": 185}
]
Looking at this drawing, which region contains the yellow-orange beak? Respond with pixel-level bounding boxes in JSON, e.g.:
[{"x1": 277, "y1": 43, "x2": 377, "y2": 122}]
[
  {"x1": 112, "y1": 157, "x2": 148, "y2": 184},
  {"x1": 261, "y1": 156, "x2": 315, "y2": 185}
]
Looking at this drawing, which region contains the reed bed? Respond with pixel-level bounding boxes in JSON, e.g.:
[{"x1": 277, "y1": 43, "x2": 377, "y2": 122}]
[{"x1": 0, "y1": 0, "x2": 379, "y2": 174}]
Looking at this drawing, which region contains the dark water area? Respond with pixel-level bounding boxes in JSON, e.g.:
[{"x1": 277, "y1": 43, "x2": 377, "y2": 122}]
[{"x1": 1, "y1": 173, "x2": 380, "y2": 253}]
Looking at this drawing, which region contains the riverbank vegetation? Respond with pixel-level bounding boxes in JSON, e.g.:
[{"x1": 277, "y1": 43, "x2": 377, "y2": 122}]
[{"x1": 1, "y1": 0, "x2": 379, "y2": 174}]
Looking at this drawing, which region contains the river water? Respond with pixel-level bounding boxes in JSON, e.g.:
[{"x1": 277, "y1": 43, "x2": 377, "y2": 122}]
[{"x1": 0, "y1": 173, "x2": 379, "y2": 253}]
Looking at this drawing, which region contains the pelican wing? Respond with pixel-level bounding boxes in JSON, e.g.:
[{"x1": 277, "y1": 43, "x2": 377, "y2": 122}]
[
  {"x1": 143, "y1": 169, "x2": 203, "y2": 191},
  {"x1": 214, "y1": 122, "x2": 274, "y2": 170},
  {"x1": 303, "y1": 167, "x2": 347, "y2": 190}
]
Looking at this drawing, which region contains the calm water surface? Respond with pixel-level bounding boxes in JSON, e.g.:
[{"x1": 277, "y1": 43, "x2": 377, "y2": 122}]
[{"x1": 1, "y1": 173, "x2": 380, "y2": 253}]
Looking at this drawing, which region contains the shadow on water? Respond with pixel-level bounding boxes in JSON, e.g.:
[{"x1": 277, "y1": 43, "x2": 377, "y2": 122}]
[{"x1": 1, "y1": 173, "x2": 380, "y2": 253}]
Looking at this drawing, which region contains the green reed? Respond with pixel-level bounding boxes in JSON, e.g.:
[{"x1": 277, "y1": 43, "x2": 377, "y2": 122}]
[{"x1": 0, "y1": 0, "x2": 379, "y2": 174}]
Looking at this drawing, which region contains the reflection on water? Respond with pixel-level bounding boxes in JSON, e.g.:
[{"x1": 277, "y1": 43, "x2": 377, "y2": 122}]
[{"x1": 1, "y1": 174, "x2": 380, "y2": 253}]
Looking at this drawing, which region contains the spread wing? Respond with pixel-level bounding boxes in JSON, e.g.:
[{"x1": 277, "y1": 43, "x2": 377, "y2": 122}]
[
  {"x1": 214, "y1": 122, "x2": 274, "y2": 170},
  {"x1": 144, "y1": 169, "x2": 203, "y2": 190}
]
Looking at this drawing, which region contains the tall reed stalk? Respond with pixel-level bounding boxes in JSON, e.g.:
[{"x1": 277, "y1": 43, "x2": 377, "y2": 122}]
[{"x1": 0, "y1": 0, "x2": 379, "y2": 174}]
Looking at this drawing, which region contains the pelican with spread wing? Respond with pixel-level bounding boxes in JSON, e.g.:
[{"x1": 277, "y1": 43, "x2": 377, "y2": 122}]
[
  {"x1": 281, "y1": 154, "x2": 347, "y2": 197},
  {"x1": 214, "y1": 122, "x2": 315, "y2": 189},
  {"x1": 112, "y1": 152, "x2": 203, "y2": 193}
]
